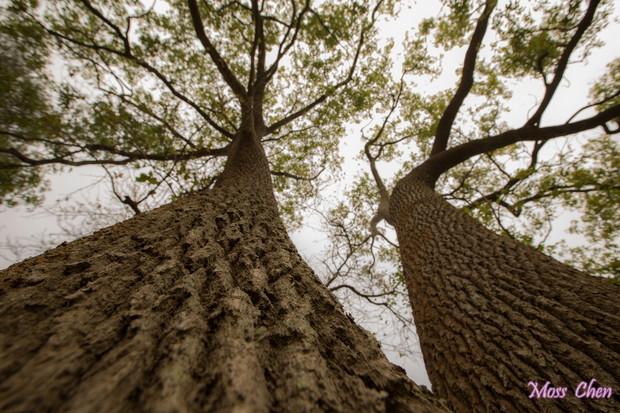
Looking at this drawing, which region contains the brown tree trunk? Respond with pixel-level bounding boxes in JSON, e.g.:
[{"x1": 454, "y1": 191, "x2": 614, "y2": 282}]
[
  {"x1": 0, "y1": 131, "x2": 449, "y2": 412},
  {"x1": 390, "y1": 171, "x2": 620, "y2": 412}
]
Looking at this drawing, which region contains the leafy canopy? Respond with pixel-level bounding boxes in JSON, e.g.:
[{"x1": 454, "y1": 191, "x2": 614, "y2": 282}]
[{"x1": 0, "y1": 0, "x2": 393, "y2": 226}]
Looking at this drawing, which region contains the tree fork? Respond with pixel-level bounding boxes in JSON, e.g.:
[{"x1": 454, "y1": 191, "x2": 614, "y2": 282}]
[{"x1": 0, "y1": 133, "x2": 450, "y2": 412}]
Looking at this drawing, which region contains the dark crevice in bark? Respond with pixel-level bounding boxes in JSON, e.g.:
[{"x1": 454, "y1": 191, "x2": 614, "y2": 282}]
[{"x1": 1, "y1": 131, "x2": 450, "y2": 412}]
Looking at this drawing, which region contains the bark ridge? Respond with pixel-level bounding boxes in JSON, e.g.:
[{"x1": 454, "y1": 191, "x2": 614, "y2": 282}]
[
  {"x1": 391, "y1": 176, "x2": 620, "y2": 412},
  {"x1": 1, "y1": 183, "x2": 449, "y2": 412}
]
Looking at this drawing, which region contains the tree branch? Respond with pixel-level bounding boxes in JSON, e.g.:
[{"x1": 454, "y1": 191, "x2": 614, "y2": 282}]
[
  {"x1": 566, "y1": 89, "x2": 620, "y2": 123},
  {"x1": 266, "y1": 0, "x2": 383, "y2": 134},
  {"x1": 526, "y1": 0, "x2": 602, "y2": 126},
  {"x1": 364, "y1": 81, "x2": 405, "y2": 229},
  {"x1": 270, "y1": 166, "x2": 325, "y2": 181},
  {"x1": 267, "y1": 95, "x2": 328, "y2": 134},
  {"x1": 421, "y1": 103, "x2": 620, "y2": 182},
  {"x1": 329, "y1": 283, "x2": 396, "y2": 299},
  {"x1": 0, "y1": 147, "x2": 131, "y2": 167},
  {"x1": 467, "y1": 141, "x2": 545, "y2": 209},
  {"x1": 78, "y1": 0, "x2": 132, "y2": 54},
  {"x1": 0, "y1": 144, "x2": 229, "y2": 168},
  {"x1": 38, "y1": 21, "x2": 234, "y2": 138},
  {"x1": 263, "y1": 0, "x2": 310, "y2": 83},
  {"x1": 187, "y1": 0, "x2": 248, "y2": 100},
  {"x1": 512, "y1": 184, "x2": 620, "y2": 216},
  {"x1": 364, "y1": 82, "x2": 404, "y2": 202},
  {"x1": 251, "y1": 0, "x2": 267, "y2": 80},
  {"x1": 430, "y1": 0, "x2": 497, "y2": 156},
  {"x1": 84, "y1": 143, "x2": 230, "y2": 161}
]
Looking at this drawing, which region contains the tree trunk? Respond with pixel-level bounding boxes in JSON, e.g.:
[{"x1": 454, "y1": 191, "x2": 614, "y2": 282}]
[
  {"x1": 390, "y1": 171, "x2": 620, "y2": 412},
  {"x1": 0, "y1": 132, "x2": 450, "y2": 412}
]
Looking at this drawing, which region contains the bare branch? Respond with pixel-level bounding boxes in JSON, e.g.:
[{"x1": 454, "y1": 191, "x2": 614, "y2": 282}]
[
  {"x1": 364, "y1": 81, "x2": 405, "y2": 230},
  {"x1": 511, "y1": 184, "x2": 620, "y2": 216},
  {"x1": 566, "y1": 89, "x2": 620, "y2": 123},
  {"x1": 100, "y1": 164, "x2": 142, "y2": 215},
  {"x1": 467, "y1": 141, "x2": 545, "y2": 209},
  {"x1": 330, "y1": 283, "x2": 396, "y2": 299},
  {"x1": 489, "y1": 203, "x2": 517, "y2": 240},
  {"x1": 364, "y1": 82, "x2": 404, "y2": 201}
]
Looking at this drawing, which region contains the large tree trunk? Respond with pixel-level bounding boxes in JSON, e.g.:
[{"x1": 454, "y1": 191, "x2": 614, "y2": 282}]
[
  {"x1": 390, "y1": 171, "x2": 620, "y2": 412},
  {"x1": 0, "y1": 131, "x2": 450, "y2": 412}
]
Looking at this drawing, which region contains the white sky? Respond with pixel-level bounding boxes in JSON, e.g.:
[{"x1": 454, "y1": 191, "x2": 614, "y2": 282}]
[{"x1": 1, "y1": 0, "x2": 619, "y2": 388}]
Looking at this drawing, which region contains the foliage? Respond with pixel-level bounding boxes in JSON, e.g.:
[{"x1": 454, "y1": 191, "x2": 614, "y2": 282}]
[
  {"x1": 1, "y1": 0, "x2": 393, "y2": 225},
  {"x1": 0, "y1": 20, "x2": 52, "y2": 206}
]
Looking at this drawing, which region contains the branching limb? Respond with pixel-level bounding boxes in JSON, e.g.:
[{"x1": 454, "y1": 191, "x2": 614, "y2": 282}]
[
  {"x1": 513, "y1": 184, "x2": 620, "y2": 213},
  {"x1": 329, "y1": 283, "x2": 396, "y2": 299},
  {"x1": 101, "y1": 165, "x2": 144, "y2": 215},
  {"x1": 270, "y1": 166, "x2": 325, "y2": 181},
  {"x1": 187, "y1": 0, "x2": 248, "y2": 100},
  {"x1": 442, "y1": 156, "x2": 485, "y2": 201},
  {"x1": 364, "y1": 79, "x2": 406, "y2": 230},
  {"x1": 0, "y1": 142, "x2": 229, "y2": 169},
  {"x1": 467, "y1": 140, "x2": 545, "y2": 209},
  {"x1": 32, "y1": 13, "x2": 234, "y2": 138},
  {"x1": 266, "y1": 0, "x2": 384, "y2": 134},
  {"x1": 78, "y1": 0, "x2": 132, "y2": 54},
  {"x1": 83, "y1": 144, "x2": 230, "y2": 161},
  {"x1": 0, "y1": 147, "x2": 131, "y2": 167},
  {"x1": 473, "y1": 180, "x2": 619, "y2": 219},
  {"x1": 421, "y1": 103, "x2": 620, "y2": 182},
  {"x1": 526, "y1": 0, "x2": 602, "y2": 126},
  {"x1": 106, "y1": 91, "x2": 198, "y2": 149},
  {"x1": 251, "y1": 0, "x2": 267, "y2": 81},
  {"x1": 430, "y1": 0, "x2": 497, "y2": 156},
  {"x1": 489, "y1": 202, "x2": 517, "y2": 240},
  {"x1": 267, "y1": 96, "x2": 328, "y2": 134},
  {"x1": 261, "y1": 126, "x2": 313, "y2": 143},
  {"x1": 566, "y1": 89, "x2": 620, "y2": 123},
  {"x1": 263, "y1": 0, "x2": 310, "y2": 83},
  {"x1": 121, "y1": 196, "x2": 141, "y2": 215}
]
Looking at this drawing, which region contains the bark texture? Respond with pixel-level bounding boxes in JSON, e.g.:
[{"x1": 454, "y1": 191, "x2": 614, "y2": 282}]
[
  {"x1": 390, "y1": 171, "x2": 620, "y2": 412},
  {"x1": 0, "y1": 132, "x2": 450, "y2": 412}
]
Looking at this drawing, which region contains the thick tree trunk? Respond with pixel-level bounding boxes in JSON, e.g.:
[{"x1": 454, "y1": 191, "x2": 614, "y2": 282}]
[
  {"x1": 0, "y1": 132, "x2": 449, "y2": 412},
  {"x1": 390, "y1": 171, "x2": 620, "y2": 412}
]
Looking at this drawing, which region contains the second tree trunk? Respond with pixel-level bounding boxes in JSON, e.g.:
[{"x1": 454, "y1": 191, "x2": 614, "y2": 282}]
[{"x1": 391, "y1": 175, "x2": 620, "y2": 412}]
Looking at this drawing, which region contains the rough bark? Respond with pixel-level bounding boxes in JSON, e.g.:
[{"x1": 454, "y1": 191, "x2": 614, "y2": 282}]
[
  {"x1": 0, "y1": 131, "x2": 450, "y2": 412},
  {"x1": 390, "y1": 170, "x2": 620, "y2": 412}
]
